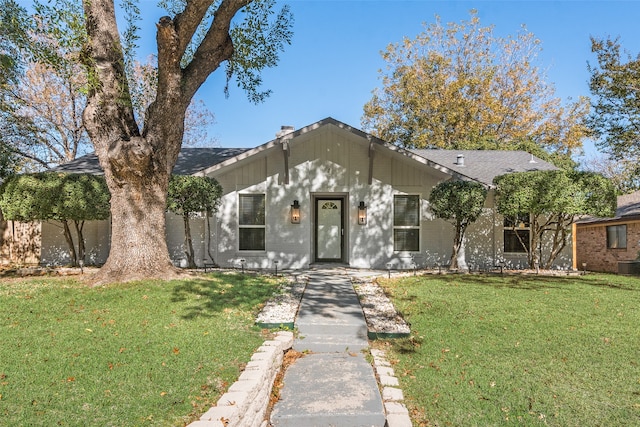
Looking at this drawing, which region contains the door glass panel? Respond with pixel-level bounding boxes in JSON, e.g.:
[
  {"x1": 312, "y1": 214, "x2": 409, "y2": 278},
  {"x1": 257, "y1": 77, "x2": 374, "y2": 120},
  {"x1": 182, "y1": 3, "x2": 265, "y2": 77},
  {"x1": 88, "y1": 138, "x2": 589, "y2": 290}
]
[{"x1": 317, "y1": 200, "x2": 342, "y2": 260}]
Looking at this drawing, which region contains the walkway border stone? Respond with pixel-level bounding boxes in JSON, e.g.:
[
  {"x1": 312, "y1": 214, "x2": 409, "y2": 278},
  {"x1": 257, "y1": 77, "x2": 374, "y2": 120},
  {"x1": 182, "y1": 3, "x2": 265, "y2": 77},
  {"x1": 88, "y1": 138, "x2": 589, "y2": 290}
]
[
  {"x1": 370, "y1": 348, "x2": 413, "y2": 427},
  {"x1": 187, "y1": 331, "x2": 294, "y2": 427}
]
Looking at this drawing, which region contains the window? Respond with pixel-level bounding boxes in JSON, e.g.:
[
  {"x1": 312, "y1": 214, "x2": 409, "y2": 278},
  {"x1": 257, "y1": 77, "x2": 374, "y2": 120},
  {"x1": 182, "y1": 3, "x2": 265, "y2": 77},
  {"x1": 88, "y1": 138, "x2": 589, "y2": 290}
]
[
  {"x1": 239, "y1": 194, "x2": 265, "y2": 251},
  {"x1": 503, "y1": 214, "x2": 530, "y2": 253},
  {"x1": 607, "y1": 224, "x2": 627, "y2": 249},
  {"x1": 393, "y1": 195, "x2": 420, "y2": 251}
]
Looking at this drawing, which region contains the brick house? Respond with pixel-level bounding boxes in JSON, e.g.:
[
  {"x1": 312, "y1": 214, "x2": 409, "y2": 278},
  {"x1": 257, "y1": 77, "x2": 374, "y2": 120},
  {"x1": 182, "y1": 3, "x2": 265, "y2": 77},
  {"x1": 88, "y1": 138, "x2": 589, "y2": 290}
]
[{"x1": 575, "y1": 191, "x2": 640, "y2": 273}]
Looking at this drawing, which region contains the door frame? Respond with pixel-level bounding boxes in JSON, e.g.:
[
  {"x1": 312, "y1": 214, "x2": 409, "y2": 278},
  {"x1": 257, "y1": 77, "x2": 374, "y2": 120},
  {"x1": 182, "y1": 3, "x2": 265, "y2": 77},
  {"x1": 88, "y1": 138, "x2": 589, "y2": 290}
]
[{"x1": 313, "y1": 194, "x2": 347, "y2": 263}]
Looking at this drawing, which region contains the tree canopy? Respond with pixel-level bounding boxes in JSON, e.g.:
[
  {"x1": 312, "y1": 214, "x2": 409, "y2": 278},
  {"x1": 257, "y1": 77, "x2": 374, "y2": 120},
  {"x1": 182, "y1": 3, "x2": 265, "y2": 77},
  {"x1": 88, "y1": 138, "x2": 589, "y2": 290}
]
[
  {"x1": 587, "y1": 36, "x2": 640, "y2": 177},
  {"x1": 494, "y1": 170, "x2": 616, "y2": 269},
  {"x1": 0, "y1": 172, "x2": 110, "y2": 265},
  {"x1": 428, "y1": 180, "x2": 487, "y2": 270},
  {"x1": 3, "y1": 0, "x2": 293, "y2": 284},
  {"x1": 362, "y1": 10, "x2": 589, "y2": 158},
  {"x1": 167, "y1": 175, "x2": 223, "y2": 268}
]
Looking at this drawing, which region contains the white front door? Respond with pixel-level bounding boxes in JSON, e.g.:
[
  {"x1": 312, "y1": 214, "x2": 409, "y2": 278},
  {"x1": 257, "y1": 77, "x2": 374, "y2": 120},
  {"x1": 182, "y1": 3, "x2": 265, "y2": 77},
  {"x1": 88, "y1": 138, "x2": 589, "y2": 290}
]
[{"x1": 316, "y1": 198, "x2": 343, "y2": 261}]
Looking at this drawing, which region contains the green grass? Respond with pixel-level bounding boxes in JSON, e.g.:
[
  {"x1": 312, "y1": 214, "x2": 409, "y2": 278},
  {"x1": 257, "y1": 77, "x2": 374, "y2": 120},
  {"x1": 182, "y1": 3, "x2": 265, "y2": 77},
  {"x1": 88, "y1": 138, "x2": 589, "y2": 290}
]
[
  {"x1": 0, "y1": 272, "x2": 283, "y2": 426},
  {"x1": 378, "y1": 273, "x2": 640, "y2": 427}
]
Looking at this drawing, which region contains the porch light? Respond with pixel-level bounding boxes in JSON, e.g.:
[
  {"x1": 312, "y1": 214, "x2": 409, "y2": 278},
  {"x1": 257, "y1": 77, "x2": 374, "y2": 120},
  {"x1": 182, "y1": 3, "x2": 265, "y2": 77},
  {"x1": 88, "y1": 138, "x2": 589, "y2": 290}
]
[
  {"x1": 290, "y1": 200, "x2": 301, "y2": 224},
  {"x1": 358, "y1": 201, "x2": 367, "y2": 225}
]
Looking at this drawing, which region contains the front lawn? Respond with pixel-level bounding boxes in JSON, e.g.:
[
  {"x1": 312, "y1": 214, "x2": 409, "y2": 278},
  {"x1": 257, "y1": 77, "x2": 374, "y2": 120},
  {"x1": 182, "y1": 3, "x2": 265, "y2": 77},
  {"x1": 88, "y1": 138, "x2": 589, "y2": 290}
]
[
  {"x1": 378, "y1": 273, "x2": 640, "y2": 426},
  {"x1": 0, "y1": 272, "x2": 283, "y2": 426}
]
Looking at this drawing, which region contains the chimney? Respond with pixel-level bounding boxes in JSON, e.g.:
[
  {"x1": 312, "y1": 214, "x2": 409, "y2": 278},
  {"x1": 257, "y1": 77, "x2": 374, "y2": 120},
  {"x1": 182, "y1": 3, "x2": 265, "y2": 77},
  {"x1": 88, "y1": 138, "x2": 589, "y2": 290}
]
[
  {"x1": 456, "y1": 154, "x2": 465, "y2": 166},
  {"x1": 276, "y1": 125, "x2": 295, "y2": 138}
]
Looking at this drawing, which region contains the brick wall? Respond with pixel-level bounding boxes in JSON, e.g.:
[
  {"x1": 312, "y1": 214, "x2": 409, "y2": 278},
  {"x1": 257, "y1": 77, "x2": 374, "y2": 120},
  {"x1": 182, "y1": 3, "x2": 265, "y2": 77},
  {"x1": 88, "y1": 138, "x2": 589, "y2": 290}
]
[{"x1": 576, "y1": 220, "x2": 640, "y2": 273}]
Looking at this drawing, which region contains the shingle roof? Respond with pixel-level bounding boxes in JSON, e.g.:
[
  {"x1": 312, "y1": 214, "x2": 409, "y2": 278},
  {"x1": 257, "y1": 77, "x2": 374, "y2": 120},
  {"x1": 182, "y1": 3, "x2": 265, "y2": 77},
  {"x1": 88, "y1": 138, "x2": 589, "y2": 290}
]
[
  {"x1": 616, "y1": 190, "x2": 640, "y2": 217},
  {"x1": 54, "y1": 147, "x2": 250, "y2": 176},
  {"x1": 576, "y1": 190, "x2": 640, "y2": 225},
  {"x1": 410, "y1": 149, "x2": 557, "y2": 186},
  {"x1": 53, "y1": 119, "x2": 558, "y2": 188}
]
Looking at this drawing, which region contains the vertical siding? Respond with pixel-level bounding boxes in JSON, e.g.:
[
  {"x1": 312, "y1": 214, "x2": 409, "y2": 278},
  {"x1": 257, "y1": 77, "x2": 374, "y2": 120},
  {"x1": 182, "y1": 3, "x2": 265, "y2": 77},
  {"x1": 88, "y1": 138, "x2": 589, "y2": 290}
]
[{"x1": 40, "y1": 219, "x2": 110, "y2": 266}]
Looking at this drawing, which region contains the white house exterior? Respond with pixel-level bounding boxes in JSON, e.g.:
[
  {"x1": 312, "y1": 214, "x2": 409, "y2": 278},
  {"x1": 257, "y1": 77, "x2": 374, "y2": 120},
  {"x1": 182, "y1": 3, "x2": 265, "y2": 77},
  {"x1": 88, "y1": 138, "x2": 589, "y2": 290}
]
[{"x1": 42, "y1": 117, "x2": 572, "y2": 270}]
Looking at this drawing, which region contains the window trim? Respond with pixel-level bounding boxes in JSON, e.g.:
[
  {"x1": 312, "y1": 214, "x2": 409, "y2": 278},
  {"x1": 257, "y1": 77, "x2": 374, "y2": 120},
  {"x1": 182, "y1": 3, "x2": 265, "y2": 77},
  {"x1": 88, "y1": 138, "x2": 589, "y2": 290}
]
[
  {"x1": 393, "y1": 194, "x2": 421, "y2": 252},
  {"x1": 606, "y1": 224, "x2": 627, "y2": 249},
  {"x1": 238, "y1": 193, "x2": 266, "y2": 252},
  {"x1": 503, "y1": 214, "x2": 530, "y2": 254}
]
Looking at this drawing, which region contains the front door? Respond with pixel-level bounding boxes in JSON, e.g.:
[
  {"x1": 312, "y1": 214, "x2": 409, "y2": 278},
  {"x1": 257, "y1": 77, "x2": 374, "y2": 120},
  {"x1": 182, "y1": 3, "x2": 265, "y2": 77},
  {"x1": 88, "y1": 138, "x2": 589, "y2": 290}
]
[{"x1": 315, "y1": 198, "x2": 344, "y2": 262}]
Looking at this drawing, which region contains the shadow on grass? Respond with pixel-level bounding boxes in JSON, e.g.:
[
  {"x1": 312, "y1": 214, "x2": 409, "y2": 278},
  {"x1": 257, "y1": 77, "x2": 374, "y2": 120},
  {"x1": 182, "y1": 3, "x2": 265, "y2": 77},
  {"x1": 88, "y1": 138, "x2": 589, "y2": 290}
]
[
  {"x1": 171, "y1": 273, "x2": 279, "y2": 320},
  {"x1": 423, "y1": 273, "x2": 640, "y2": 292}
]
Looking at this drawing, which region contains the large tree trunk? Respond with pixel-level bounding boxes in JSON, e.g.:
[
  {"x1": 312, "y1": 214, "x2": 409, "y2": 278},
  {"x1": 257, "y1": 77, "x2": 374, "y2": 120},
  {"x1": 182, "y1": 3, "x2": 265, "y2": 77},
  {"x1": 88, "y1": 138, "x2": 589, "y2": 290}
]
[
  {"x1": 98, "y1": 170, "x2": 177, "y2": 282},
  {"x1": 81, "y1": 0, "x2": 244, "y2": 284}
]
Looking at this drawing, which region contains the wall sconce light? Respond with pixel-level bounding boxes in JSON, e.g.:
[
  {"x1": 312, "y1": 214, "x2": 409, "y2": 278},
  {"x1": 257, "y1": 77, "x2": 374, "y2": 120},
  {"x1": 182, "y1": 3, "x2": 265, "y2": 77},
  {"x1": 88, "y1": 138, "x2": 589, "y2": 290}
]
[
  {"x1": 290, "y1": 200, "x2": 300, "y2": 224},
  {"x1": 358, "y1": 201, "x2": 367, "y2": 225}
]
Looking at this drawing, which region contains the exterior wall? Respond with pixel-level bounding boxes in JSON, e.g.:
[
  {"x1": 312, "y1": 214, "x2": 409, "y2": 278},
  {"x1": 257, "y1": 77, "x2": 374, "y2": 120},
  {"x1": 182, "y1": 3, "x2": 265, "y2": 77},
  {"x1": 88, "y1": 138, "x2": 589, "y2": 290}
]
[
  {"x1": 33, "y1": 124, "x2": 574, "y2": 271},
  {"x1": 207, "y1": 124, "x2": 570, "y2": 271},
  {"x1": 166, "y1": 212, "x2": 209, "y2": 267},
  {"x1": 40, "y1": 214, "x2": 213, "y2": 268},
  {"x1": 576, "y1": 220, "x2": 640, "y2": 273},
  {"x1": 41, "y1": 219, "x2": 111, "y2": 266}
]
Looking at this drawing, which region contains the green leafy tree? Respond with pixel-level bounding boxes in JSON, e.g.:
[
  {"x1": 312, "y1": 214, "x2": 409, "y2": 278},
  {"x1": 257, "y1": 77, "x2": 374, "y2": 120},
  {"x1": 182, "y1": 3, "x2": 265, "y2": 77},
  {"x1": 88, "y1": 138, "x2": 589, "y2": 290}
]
[
  {"x1": 587, "y1": 36, "x2": 640, "y2": 175},
  {"x1": 4, "y1": 0, "x2": 292, "y2": 284},
  {"x1": 363, "y1": 10, "x2": 589, "y2": 156},
  {"x1": 494, "y1": 170, "x2": 616, "y2": 269},
  {"x1": 0, "y1": 172, "x2": 110, "y2": 265},
  {"x1": 80, "y1": 0, "x2": 292, "y2": 284},
  {"x1": 428, "y1": 180, "x2": 487, "y2": 270},
  {"x1": 167, "y1": 175, "x2": 222, "y2": 269}
]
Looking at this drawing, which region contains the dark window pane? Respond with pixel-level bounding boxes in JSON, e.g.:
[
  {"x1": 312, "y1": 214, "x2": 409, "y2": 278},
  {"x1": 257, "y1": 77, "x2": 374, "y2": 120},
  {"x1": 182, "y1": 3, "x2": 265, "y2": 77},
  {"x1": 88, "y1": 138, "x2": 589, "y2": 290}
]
[
  {"x1": 239, "y1": 228, "x2": 265, "y2": 251},
  {"x1": 394, "y1": 229, "x2": 419, "y2": 251},
  {"x1": 394, "y1": 195, "x2": 420, "y2": 226},
  {"x1": 504, "y1": 229, "x2": 529, "y2": 253},
  {"x1": 607, "y1": 225, "x2": 627, "y2": 249},
  {"x1": 239, "y1": 194, "x2": 265, "y2": 225}
]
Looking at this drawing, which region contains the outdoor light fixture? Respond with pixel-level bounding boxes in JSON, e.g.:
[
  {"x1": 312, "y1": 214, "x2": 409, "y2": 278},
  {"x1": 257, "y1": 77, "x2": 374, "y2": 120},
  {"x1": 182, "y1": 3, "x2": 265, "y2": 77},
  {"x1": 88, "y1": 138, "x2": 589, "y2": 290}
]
[
  {"x1": 358, "y1": 201, "x2": 367, "y2": 225},
  {"x1": 290, "y1": 200, "x2": 301, "y2": 224}
]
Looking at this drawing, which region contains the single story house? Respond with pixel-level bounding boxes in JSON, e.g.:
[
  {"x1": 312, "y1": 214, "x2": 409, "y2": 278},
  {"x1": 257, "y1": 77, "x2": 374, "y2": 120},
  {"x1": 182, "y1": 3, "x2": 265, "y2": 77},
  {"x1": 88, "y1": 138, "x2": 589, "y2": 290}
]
[
  {"x1": 40, "y1": 117, "x2": 569, "y2": 270},
  {"x1": 576, "y1": 190, "x2": 640, "y2": 273}
]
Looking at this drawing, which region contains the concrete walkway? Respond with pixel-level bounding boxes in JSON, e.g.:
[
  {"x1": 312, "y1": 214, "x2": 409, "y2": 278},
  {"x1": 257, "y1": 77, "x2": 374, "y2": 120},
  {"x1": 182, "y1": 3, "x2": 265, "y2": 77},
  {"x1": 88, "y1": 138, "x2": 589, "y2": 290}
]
[{"x1": 270, "y1": 270, "x2": 387, "y2": 427}]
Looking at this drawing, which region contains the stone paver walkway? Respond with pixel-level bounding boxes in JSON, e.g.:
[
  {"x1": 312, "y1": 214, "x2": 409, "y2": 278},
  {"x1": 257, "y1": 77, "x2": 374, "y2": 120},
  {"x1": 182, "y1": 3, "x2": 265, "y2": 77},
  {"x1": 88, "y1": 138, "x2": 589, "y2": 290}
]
[{"x1": 270, "y1": 269, "x2": 387, "y2": 427}]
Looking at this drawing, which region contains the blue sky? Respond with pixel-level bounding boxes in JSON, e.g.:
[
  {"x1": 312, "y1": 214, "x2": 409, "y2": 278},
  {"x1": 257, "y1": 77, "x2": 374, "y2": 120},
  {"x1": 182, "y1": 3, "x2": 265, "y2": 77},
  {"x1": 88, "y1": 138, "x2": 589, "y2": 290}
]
[
  {"x1": 47, "y1": 1, "x2": 640, "y2": 156},
  {"x1": 189, "y1": 0, "x2": 640, "y2": 158}
]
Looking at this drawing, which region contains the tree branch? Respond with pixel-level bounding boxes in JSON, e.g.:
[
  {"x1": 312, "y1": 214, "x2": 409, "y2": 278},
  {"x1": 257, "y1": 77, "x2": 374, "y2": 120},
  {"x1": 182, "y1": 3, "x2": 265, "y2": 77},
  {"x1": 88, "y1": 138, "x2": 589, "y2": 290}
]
[
  {"x1": 182, "y1": 0, "x2": 250, "y2": 100},
  {"x1": 82, "y1": 0, "x2": 140, "y2": 148}
]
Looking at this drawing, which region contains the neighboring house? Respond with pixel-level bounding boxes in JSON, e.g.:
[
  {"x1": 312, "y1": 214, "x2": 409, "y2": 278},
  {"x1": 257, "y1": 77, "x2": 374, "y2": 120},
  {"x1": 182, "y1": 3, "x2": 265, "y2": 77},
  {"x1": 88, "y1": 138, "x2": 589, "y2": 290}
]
[
  {"x1": 40, "y1": 117, "x2": 567, "y2": 270},
  {"x1": 576, "y1": 191, "x2": 640, "y2": 273}
]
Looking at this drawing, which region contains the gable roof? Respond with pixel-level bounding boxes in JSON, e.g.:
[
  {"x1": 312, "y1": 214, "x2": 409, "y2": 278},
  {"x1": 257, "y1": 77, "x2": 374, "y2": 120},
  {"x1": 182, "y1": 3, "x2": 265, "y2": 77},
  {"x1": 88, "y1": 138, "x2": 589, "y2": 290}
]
[{"x1": 53, "y1": 117, "x2": 557, "y2": 187}]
